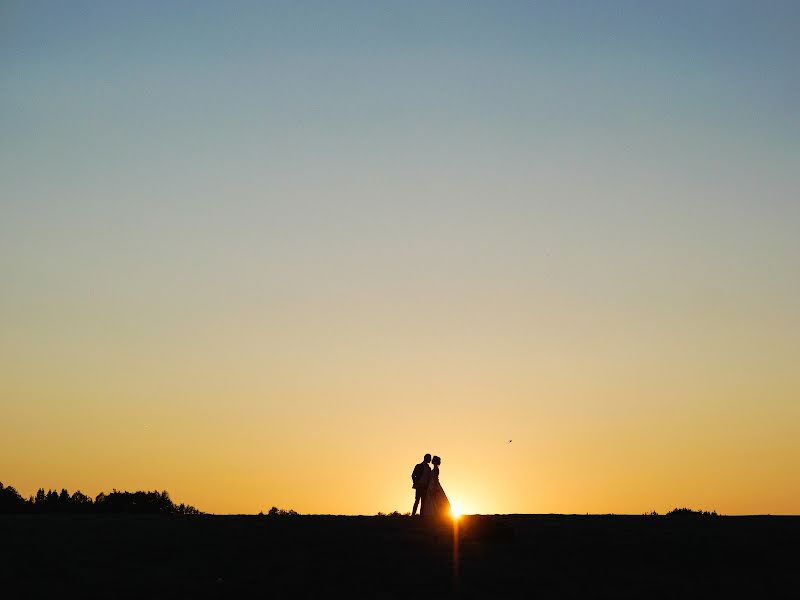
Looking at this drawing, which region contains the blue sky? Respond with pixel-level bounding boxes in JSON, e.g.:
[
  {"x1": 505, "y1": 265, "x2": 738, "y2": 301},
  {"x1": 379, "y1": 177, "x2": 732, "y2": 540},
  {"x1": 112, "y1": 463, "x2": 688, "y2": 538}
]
[{"x1": 2, "y1": 2, "x2": 799, "y2": 513}]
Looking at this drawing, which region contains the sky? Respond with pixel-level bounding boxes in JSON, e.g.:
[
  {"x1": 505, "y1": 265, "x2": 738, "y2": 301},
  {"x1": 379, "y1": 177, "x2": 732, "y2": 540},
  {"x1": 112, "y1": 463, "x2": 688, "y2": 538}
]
[{"x1": 1, "y1": 1, "x2": 799, "y2": 515}]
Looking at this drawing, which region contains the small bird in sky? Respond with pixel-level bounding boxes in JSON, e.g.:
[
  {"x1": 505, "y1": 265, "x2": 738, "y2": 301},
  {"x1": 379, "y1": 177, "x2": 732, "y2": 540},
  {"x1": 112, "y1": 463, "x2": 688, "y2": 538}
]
[{"x1": 508, "y1": 440, "x2": 512, "y2": 443}]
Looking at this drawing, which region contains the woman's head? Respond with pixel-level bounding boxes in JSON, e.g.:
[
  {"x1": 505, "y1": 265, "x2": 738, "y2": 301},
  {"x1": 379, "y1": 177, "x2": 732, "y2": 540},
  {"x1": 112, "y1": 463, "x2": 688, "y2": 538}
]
[{"x1": 432, "y1": 455, "x2": 441, "y2": 466}]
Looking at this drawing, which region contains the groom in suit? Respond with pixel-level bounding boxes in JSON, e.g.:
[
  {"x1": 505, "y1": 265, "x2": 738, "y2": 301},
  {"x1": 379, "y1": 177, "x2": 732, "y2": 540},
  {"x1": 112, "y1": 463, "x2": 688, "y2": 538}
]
[{"x1": 411, "y1": 453, "x2": 432, "y2": 516}]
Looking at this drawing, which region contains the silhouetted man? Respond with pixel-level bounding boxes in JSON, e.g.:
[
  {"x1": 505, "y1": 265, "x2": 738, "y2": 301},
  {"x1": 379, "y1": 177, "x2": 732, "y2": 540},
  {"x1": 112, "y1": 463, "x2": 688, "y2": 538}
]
[{"x1": 411, "y1": 453, "x2": 432, "y2": 516}]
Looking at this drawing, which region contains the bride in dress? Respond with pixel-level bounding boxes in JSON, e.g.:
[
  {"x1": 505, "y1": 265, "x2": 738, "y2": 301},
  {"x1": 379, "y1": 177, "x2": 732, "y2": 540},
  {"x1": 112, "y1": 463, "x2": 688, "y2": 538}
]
[{"x1": 424, "y1": 455, "x2": 451, "y2": 519}]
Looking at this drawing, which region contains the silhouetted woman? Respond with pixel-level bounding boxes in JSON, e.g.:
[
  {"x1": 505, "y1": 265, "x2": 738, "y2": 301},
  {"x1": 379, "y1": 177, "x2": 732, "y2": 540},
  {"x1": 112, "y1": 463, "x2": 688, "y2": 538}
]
[{"x1": 424, "y1": 455, "x2": 451, "y2": 519}]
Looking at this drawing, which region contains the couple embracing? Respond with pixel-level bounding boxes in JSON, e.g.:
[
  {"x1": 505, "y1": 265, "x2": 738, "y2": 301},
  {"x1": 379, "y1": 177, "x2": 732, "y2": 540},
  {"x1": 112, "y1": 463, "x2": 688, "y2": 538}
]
[{"x1": 410, "y1": 453, "x2": 451, "y2": 518}]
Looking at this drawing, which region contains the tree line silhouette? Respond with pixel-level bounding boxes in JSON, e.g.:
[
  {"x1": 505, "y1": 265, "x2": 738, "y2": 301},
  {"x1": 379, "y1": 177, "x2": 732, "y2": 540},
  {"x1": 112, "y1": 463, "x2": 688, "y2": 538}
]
[{"x1": 0, "y1": 481, "x2": 201, "y2": 515}]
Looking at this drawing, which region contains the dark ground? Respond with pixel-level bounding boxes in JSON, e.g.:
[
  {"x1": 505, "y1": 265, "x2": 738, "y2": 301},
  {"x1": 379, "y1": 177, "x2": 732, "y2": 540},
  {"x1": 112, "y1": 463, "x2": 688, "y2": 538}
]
[{"x1": 2, "y1": 514, "x2": 798, "y2": 598}]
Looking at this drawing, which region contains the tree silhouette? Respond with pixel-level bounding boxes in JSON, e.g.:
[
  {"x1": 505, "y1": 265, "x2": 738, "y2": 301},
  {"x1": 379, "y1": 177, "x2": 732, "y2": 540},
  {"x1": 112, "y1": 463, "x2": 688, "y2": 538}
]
[
  {"x1": 0, "y1": 482, "x2": 201, "y2": 515},
  {"x1": 0, "y1": 482, "x2": 26, "y2": 513}
]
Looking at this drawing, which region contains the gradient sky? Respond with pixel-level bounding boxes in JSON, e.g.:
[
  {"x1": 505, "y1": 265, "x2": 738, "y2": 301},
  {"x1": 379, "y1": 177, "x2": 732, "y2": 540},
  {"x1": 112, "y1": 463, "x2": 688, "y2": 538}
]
[{"x1": 2, "y1": 1, "x2": 799, "y2": 515}]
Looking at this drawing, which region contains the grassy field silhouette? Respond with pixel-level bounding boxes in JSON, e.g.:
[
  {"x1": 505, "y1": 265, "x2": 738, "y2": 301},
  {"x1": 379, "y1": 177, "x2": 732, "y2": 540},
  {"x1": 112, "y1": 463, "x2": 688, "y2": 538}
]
[{"x1": 3, "y1": 511, "x2": 798, "y2": 598}]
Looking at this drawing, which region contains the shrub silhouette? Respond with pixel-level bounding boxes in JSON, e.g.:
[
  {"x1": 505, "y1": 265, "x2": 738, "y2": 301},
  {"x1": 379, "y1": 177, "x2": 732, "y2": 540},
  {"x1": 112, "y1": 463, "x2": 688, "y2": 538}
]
[
  {"x1": 266, "y1": 506, "x2": 299, "y2": 517},
  {"x1": 666, "y1": 507, "x2": 718, "y2": 517}
]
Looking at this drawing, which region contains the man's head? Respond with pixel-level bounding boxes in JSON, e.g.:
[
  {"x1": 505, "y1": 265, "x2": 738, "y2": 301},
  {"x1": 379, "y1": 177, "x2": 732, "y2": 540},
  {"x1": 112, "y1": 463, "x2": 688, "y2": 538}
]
[{"x1": 423, "y1": 453, "x2": 432, "y2": 464}]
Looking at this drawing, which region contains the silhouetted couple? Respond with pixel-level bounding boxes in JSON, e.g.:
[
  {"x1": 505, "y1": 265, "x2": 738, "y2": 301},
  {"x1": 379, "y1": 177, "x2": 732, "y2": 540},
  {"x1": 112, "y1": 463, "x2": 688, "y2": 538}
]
[{"x1": 410, "y1": 453, "x2": 451, "y2": 519}]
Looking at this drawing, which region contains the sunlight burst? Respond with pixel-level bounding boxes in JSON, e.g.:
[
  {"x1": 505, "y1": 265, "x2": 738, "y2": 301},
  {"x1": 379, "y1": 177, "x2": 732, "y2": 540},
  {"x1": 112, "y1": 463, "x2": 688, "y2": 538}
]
[{"x1": 450, "y1": 503, "x2": 462, "y2": 519}]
